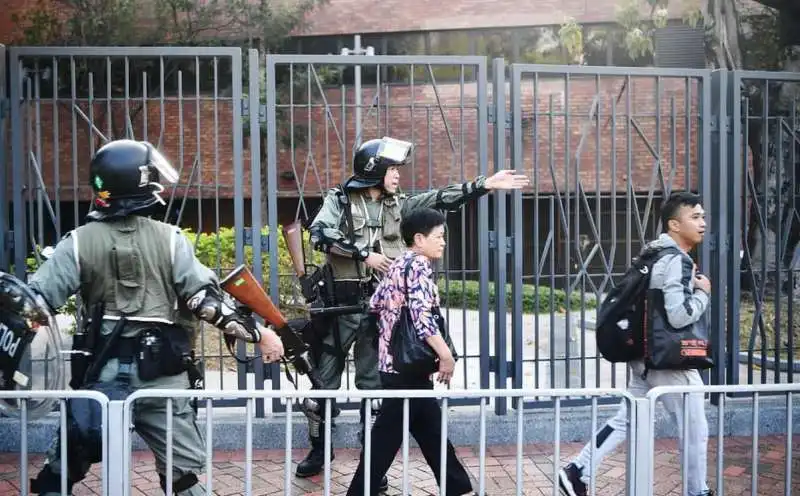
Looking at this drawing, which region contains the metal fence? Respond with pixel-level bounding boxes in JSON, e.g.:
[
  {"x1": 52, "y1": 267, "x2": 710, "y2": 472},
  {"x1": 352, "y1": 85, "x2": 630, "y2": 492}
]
[
  {"x1": 0, "y1": 389, "x2": 110, "y2": 496},
  {"x1": 1, "y1": 384, "x2": 798, "y2": 495},
  {"x1": 118, "y1": 388, "x2": 638, "y2": 496},
  {"x1": 1, "y1": 45, "x2": 800, "y2": 416},
  {"x1": 498, "y1": 63, "x2": 713, "y2": 413},
  {"x1": 644, "y1": 383, "x2": 799, "y2": 496}
]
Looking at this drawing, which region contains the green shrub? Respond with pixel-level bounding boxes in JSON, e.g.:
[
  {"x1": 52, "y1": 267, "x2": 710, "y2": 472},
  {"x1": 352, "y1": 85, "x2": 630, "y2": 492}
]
[
  {"x1": 18, "y1": 227, "x2": 596, "y2": 319},
  {"x1": 182, "y1": 226, "x2": 327, "y2": 319},
  {"x1": 437, "y1": 279, "x2": 596, "y2": 313}
]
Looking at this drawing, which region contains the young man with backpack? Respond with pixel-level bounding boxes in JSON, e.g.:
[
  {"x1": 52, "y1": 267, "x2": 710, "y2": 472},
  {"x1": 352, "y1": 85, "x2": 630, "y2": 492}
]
[{"x1": 559, "y1": 191, "x2": 714, "y2": 496}]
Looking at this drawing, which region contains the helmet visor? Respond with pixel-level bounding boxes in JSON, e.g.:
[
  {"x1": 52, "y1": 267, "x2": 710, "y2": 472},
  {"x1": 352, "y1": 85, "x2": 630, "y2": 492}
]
[
  {"x1": 376, "y1": 137, "x2": 413, "y2": 165},
  {"x1": 146, "y1": 144, "x2": 179, "y2": 184}
]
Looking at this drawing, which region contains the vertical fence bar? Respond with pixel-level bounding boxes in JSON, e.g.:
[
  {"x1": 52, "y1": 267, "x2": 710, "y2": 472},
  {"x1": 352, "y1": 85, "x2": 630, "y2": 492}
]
[
  {"x1": 638, "y1": 397, "x2": 655, "y2": 496},
  {"x1": 509, "y1": 63, "x2": 524, "y2": 402},
  {"x1": 0, "y1": 44, "x2": 7, "y2": 271},
  {"x1": 476, "y1": 57, "x2": 492, "y2": 394},
  {"x1": 728, "y1": 71, "x2": 744, "y2": 386},
  {"x1": 264, "y1": 54, "x2": 280, "y2": 325},
  {"x1": 108, "y1": 400, "x2": 125, "y2": 496},
  {"x1": 230, "y1": 49, "x2": 250, "y2": 392},
  {"x1": 709, "y1": 70, "x2": 728, "y2": 395},
  {"x1": 491, "y1": 58, "x2": 508, "y2": 415},
  {"x1": 9, "y1": 48, "x2": 27, "y2": 279},
  {"x1": 232, "y1": 50, "x2": 246, "y2": 266},
  {"x1": 264, "y1": 53, "x2": 281, "y2": 403},
  {"x1": 248, "y1": 49, "x2": 267, "y2": 417}
]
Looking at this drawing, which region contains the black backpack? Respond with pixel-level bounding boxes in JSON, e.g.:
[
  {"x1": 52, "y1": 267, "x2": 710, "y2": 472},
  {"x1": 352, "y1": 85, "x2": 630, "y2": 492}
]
[{"x1": 595, "y1": 246, "x2": 680, "y2": 363}]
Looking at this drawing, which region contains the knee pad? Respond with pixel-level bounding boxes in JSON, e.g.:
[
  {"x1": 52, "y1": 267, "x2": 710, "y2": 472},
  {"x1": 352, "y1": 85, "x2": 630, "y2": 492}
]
[{"x1": 159, "y1": 472, "x2": 199, "y2": 494}]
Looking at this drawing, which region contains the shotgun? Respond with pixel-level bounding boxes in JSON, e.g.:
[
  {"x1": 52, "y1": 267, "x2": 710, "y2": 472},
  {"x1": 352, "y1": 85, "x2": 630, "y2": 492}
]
[{"x1": 219, "y1": 265, "x2": 323, "y2": 389}]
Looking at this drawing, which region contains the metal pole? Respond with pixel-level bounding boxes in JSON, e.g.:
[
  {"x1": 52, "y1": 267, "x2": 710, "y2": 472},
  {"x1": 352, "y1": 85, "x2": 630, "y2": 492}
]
[
  {"x1": 0, "y1": 44, "x2": 7, "y2": 271},
  {"x1": 354, "y1": 35, "x2": 362, "y2": 146},
  {"x1": 340, "y1": 35, "x2": 374, "y2": 148}
]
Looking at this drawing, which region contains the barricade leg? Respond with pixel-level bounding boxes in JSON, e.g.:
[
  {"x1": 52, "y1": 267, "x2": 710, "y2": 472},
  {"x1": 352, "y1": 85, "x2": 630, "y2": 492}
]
[
  {"x1": 108, "y1": 401, "x2": 126, "y2": 496},
  {"x1": 632, "y1": 398, "x2": 653, "y2": 496}
]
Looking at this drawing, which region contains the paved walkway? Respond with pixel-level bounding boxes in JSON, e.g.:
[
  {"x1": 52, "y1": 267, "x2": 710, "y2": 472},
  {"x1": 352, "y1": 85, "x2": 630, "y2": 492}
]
[{"x1": 0, "y1": 435, "x2": 796, "y2": 495}]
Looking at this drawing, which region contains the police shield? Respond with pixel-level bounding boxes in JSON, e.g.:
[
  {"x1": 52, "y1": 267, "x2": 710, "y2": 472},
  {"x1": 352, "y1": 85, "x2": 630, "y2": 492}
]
[{"x1": 0, "y1": 270, "x2": 66, "y2": 420}]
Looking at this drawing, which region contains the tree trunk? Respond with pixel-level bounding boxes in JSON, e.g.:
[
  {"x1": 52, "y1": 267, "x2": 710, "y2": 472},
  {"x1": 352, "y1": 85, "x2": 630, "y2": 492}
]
[
  {"x1": 704, "y1": 0, "x2": 800, "y2": 297},
  {"x1": 744, "y1": 51, "x2": 800, "y2": 297}
]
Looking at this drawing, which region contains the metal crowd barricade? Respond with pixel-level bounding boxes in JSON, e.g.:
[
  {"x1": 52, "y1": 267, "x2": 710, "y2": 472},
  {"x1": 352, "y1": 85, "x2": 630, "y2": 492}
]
[
  {"x1": 0, "y1": 390, "x2": 110, "y2": 496},
  {"x1": 117, "y1": 387, "x2": 637, "y2": 496},
  {"x1": 645, "y1": 383, "x2": 800, "y2": 496}
]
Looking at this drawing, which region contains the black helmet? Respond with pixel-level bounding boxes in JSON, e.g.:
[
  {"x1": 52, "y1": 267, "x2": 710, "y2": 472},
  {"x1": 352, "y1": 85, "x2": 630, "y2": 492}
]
[
  {"x1": 86, "y1": 139, "x2": 179, "y2": 222},
  {"x1": 344, "y1": 136, "x2": 413, "y2": 190}
]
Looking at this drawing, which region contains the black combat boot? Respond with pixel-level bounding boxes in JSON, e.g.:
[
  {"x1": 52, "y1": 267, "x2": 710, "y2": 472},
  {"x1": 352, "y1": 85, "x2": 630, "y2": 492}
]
[{"x1": 296, "y1": 433, "x2": 332, "y2": 478}]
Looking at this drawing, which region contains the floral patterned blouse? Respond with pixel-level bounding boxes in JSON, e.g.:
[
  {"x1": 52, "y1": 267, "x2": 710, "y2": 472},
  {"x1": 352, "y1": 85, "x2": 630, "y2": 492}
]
[{"x1": 369, "y1": 250, "x2": 441, "y2": 374}]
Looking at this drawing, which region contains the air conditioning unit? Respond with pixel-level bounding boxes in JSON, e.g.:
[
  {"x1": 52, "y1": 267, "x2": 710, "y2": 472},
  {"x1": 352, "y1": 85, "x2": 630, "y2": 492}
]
[{"x1": 653, "y1": 24, "x2": 707, "y2": 69}]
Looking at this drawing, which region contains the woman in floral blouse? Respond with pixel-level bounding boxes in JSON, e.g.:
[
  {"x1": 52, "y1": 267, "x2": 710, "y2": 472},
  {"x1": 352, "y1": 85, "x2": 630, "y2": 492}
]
[{"x1": 346, "y1": 207, "x2": 475, "y2": 496}]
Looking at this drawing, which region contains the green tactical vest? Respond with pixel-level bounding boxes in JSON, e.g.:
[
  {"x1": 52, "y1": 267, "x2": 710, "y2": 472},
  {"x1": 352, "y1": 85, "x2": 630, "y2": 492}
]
[
  {"x1": 327, "y1": 189, "x2": 407, "y2": 280},
  {"x1": 72, "y1": 216, "x2": 195, "y2": 333}
]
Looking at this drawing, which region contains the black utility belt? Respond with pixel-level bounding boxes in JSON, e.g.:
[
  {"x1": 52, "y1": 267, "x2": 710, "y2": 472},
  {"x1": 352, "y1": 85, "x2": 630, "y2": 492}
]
[
  {"x1": 99, "y1": 326, "x2": 192, "y2": 382},
  {"x1": 332, "y1": 279, "x2": 376, "y2": 304}
]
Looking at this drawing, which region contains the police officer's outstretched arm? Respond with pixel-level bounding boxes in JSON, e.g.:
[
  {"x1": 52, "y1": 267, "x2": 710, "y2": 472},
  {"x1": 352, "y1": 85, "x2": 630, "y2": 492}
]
[
  {"x1": 28, "y1": 234, "x2": 81, "y2": 311},
  {"x1": 401, "y1": 170, "x2": 530, "y2": 215},
  {"x1": 170, "y1": 230, "x2": 285, "y2": 362}
]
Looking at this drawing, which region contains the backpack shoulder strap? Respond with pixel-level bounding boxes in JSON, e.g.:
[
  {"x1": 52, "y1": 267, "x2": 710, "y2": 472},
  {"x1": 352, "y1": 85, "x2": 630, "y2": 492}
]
[{"x1": 637, "y1": 245, "x2": 683, "y2": 267}]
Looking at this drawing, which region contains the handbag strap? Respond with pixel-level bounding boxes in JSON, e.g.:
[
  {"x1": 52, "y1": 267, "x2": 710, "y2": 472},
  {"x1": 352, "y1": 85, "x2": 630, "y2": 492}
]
[
  {"x1": 401, "y1": 256, "x2": 445, "y2": 334},
  {"x1": 402, "y1": 257, "x2": 413, "y2": 303}
]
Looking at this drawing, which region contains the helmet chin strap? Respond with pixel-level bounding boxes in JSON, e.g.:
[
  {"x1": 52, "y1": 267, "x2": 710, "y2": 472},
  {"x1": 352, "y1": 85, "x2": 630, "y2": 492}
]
[{"x1": 149, "y1": 182, "x2": 167, "y2": 205}]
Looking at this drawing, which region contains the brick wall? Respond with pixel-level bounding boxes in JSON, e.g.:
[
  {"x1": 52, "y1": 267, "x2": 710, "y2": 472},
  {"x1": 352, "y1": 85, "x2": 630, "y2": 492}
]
[
  {"x1": 9, "y1": 75, "x2": 702, "y2": 202},
  {"x1": 272, "y1": 75, "x2": 703, "y2": 196},
  {"x1": 0, "y1": 0, "x2": 69, "y2": 45},
  {"x1": 9, "y1": 99, "x2": 248, "y2": 202},
  {"x1": 0, "y1": 0, "x2": 38, "y2": 44}
]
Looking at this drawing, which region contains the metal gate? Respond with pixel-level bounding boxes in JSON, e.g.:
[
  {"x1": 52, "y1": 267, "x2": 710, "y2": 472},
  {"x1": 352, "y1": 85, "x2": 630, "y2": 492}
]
[
  {"x1": 2, "y1": 44, "x2": 799, "y2": 418},
  {"x1": 254, "y1": 50, "x2": 495, "y2": 413},
  {"x1": 3, "y1": 46, "x2": 250, "y2": 407},
  {"x1": 717, "y1": 70, "x2": 800, "y2": 388},
  {"x1": 499, "y1": 63, "x2": 717, "y2": 412}
]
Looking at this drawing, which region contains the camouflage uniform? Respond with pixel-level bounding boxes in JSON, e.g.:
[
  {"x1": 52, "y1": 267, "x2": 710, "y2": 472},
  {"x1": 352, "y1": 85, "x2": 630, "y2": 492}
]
[
  {"x1": 296, "y1": 137, "x2": 491, "y2": 480},
  {"x1": 28, "y1": 140, "x2": 267, "y2": 495}
]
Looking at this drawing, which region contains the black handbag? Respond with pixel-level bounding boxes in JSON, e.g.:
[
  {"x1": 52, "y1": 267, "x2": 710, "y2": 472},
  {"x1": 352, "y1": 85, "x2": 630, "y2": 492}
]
[
  {"x1": 389, "y1": 260, "x2": 458, "y2": 376},
  {"x1": 645, "y1": 284, "x2": 714, "y2": 371}
]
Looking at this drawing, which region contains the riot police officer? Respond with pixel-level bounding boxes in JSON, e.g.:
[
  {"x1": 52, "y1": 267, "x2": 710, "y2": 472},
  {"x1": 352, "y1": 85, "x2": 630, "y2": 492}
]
[
  {"x1": 26, "y1": 139, "x2": 285, "y2": 495},
  {"x1": 297, "y1": 136, "x2": 529, "y2": 482}
]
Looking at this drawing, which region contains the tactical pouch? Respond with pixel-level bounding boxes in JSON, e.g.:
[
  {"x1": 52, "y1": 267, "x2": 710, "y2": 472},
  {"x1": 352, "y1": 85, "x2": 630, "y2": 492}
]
[
  {"x1": 136, "y1": 329, "x2": 164, "y2": 382},
  {"x1": 111, "y1": 242, "x2": 145, "y2": 314},
  {"x1": 136, "y1": 327, "x2": 190, "y2": 382},
  {"x1": 332, "y1": 280, "x2": 362, "y2": 306}
]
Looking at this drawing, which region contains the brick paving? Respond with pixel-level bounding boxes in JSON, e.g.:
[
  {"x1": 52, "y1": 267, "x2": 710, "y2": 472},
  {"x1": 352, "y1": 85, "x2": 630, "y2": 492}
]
[{"x1": 0, "y1": 435, "x2": 797, "y2": 495}]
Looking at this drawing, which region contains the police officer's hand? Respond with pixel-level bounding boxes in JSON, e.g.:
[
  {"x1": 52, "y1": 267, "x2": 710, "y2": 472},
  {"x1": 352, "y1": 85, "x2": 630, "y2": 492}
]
[
  {"x1": 365, "y1": 252, "x2": 392, "y2": 273},
  {"x1": 484, "y1": 170, "x2": 530, "y2": 190},
  {"x1": 258, "y1": 324, "x2": 285, "y2": 363}
]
